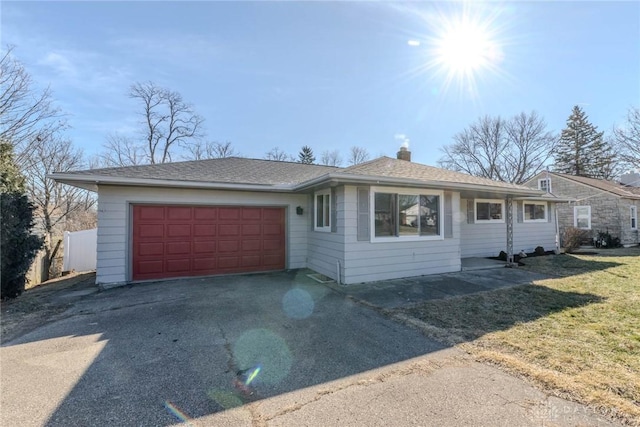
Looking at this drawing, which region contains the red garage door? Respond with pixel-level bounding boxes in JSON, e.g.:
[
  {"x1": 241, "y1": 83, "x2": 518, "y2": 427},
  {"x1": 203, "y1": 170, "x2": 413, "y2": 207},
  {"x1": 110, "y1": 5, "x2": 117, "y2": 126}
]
[{"x1": 132, "y1": 205, "x2": 285, "y2": 281}]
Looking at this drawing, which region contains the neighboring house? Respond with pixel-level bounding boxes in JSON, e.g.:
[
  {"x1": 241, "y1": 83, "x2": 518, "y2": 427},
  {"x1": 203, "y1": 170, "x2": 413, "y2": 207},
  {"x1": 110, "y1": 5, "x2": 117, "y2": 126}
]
[
  {"x1": 50, "y1": 148, "x2": 561, "y2": 287},
  {"x1": 524, "y1": 172, "x2": 640, "y2": 247}
]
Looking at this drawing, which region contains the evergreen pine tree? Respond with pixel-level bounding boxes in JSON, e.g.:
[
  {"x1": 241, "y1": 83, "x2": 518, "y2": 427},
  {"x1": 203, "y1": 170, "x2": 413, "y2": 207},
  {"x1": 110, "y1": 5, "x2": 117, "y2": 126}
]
[
  {"x1": 1, "y1": 142, "x2": 43, "y2": 298},
  {"x1": 554, "y1": 106, "x2": 616, "y2": 178},
  {"x1": 298, "y1": 145, "x2": 315, "y2": 164}
]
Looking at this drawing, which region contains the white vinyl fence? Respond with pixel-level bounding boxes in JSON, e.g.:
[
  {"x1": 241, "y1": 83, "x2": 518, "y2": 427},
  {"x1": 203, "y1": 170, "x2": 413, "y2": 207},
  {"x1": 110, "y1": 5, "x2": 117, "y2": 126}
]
[{"x1": 63, "y1": 228, "x2": 97, "y2": 272}]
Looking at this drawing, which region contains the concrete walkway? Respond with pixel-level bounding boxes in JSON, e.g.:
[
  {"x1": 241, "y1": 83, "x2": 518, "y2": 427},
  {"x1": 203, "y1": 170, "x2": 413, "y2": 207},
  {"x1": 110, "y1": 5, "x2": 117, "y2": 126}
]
[{"x1": 326, "y1": 267, "x2": 552, "y2": 310}]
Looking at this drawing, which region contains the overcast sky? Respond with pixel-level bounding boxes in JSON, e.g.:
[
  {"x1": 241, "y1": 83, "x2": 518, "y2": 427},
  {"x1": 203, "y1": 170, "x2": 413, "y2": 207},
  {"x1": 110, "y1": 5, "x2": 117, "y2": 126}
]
[{"x1": 2, "y1": 1, "x2": 639, "y2": 166}]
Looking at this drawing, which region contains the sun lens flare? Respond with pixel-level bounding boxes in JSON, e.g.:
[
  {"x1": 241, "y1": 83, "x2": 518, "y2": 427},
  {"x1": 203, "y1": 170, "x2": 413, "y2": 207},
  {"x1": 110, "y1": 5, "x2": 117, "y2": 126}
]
[{"x1": 404, "y1": 3, "x2": 508, "y2": 99}]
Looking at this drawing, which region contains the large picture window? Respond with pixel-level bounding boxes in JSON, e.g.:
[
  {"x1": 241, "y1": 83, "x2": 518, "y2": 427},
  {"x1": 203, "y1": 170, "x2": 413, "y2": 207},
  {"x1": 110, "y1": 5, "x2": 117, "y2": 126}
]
[
  {"x1": 523, "y1": 202, "x2": 547, "y2": 222},
  {"x1": 574, "y1": 206, "x2": 591, "y2": 230},
  {"x1": 314, "y1": 190, "x2": 331, "y2": 232},
  {"x1": 372, "y1": 188, "x2": 442, "y2": 241},
  {"x1": 475, "y1": 199, "x2": 504, "y2": 223}
]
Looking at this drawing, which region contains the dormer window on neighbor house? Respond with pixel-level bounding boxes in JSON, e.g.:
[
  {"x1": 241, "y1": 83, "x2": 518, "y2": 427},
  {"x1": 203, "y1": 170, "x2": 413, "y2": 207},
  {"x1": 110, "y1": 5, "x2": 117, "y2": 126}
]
[{"x1": 538, "y1": 178, "x2": 551, "y2": 193}]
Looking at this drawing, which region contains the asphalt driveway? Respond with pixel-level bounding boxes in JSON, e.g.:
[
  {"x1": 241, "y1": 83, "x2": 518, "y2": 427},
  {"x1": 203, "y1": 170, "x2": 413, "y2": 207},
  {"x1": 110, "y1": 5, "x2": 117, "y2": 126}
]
[{"x1": 1, "y1": 270, "x2": 620, "y2": 426}]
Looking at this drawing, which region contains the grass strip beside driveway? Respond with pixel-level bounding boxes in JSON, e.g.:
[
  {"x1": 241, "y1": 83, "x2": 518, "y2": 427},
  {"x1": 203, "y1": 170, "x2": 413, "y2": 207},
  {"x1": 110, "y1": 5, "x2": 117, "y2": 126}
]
[{"x1": 400, "y1": 248, "x2": 640, "y2": 426}]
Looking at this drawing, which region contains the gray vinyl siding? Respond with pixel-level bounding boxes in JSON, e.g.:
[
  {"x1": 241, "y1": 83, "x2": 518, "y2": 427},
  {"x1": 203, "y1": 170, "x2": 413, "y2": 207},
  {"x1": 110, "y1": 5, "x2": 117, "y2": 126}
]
[
  {"x1": 95, "y1": 185, "x2": 309, "y2": 286},
  {"x1": 460, "y1": 198, "x2": 558, "y2": 257},
  {"x1": 307, "y1": 187, "x2": 346, "y2": 282},
  {"x1": 341, "y1": 186, "x2": 461, "y2": 284}
]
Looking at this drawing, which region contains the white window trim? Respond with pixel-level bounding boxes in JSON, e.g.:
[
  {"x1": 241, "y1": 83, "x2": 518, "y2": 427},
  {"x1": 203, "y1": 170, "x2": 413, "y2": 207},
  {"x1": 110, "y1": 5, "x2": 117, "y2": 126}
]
[
  {"x1": 573, "y1": 205, "x2": 591, "y2": 230},
  {"x1": 538, "y1": 178, "x2": 551, "y2": 193},
  {"x1": 475, "y1": 199, "x2": 505, "y2": 223},
  {"x1": 314, "y1": 189, "x2": 331, "y2": 232},
  {"x1": 631, "y1": 206, "x2": 638, "y2": 230},
  {"x1": 523, "y1": 201, "x2": 547, "y2": 222},
  {"x1": 369, "y1": 186, "x2": 444, "y2": 243}
]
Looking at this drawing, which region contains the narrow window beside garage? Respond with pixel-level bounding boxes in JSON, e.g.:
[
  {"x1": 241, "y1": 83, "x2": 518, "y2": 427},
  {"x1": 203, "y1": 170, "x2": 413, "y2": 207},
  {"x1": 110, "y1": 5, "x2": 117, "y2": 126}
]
[{"x1": 315, "y1": 190, "x2": 331, "y2": 231}]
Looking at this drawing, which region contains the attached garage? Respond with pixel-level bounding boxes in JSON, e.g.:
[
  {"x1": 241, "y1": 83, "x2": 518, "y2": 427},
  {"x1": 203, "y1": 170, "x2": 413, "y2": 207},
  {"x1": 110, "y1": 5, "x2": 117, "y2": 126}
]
[{"x1": 132, "y1": 205, "x2": 286, "y2": 281}]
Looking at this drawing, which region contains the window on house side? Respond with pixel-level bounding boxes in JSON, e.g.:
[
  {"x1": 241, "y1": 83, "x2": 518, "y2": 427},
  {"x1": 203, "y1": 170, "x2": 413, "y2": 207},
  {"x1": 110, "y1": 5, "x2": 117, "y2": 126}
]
[
  {"x1": 524, "y1": 202, "x2": 547, "y2": 222},
  {"x1": 574, "y1": 206, "x2": 591, "y2": 230},
  {"x1": 315, "y1": 190, "x2": 331, "y2": 231},
  {"x1": 476, "y1": 200, "x2": 504, "y2": 222},
  {"x1": 631, "y1": 206, "x2": 638, "y2": 230},
  {"x1": 538, "y1": 178, "x2": 551, "y2": 193}
]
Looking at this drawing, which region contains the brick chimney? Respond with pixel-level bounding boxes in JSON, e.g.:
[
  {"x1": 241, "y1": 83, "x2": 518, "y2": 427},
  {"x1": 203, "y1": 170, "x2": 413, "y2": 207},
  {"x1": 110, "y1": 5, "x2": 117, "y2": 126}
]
[{"x1": 397, "y1": 146, "x2": 411, "y2": 161}]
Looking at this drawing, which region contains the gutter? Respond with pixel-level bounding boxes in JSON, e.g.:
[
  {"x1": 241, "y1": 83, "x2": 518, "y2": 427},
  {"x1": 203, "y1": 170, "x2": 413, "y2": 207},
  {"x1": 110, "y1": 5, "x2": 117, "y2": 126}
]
[
  {"x1": 47, "y1": 173, "x2": 295, "y2": 193},
  {"x1": 294, "y1": 173, "x2": 546, "y2": 197}
]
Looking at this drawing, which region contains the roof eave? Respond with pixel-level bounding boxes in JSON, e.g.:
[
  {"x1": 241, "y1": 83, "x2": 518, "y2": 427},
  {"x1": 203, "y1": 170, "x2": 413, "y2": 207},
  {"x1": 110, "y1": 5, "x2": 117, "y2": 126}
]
[
  {"x1": 294, "y1": 173, "x2": 544, "y2": 196},
  {"x1": 47, "y1": 173, "x2": 295, "y2": 193}
]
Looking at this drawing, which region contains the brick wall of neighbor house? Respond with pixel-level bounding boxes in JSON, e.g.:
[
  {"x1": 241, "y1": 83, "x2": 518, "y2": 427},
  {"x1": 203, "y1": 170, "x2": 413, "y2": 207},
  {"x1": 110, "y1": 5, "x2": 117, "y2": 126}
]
[
  {"x1": 528, "y1": 175, "x2": 640, "y2": 246},
  {"x1": 620, "y1": 200, "x2": 640, "y2": 246},
  {"x1": 341, "y1": 186, "x2": 462, "y2": 284},
  {"x1": 95, "y1": 185, "x2": 310, "y2": 286}
]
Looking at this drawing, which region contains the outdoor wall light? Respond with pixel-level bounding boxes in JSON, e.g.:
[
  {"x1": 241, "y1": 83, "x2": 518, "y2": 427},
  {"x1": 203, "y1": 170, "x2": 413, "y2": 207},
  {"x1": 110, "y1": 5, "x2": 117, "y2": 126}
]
[{"x1": 296, "y1": 206, "x2": 304, "y2": 215}]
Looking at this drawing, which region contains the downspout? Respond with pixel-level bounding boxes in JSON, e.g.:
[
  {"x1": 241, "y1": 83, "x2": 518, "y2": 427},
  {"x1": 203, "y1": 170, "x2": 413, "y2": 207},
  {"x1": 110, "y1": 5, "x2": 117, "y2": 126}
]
[
  {"x1": 336, "y1": 261, "x2": 342, "y2": 285},
  {"x1": 554, "y1": 203, "x2": 561, "y2": 253}
]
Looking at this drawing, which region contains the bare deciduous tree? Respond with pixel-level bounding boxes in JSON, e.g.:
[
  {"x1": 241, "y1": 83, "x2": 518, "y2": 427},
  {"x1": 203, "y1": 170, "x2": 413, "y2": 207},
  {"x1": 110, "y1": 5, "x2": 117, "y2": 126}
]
[
  {"x1": 438, "y1": 111, "x2": 557, "y2": 184},
  {"x1": 348, "y1": 146, "x2": 370, "y2": 165},
  {"x1": 0, "y1": 46, "x2": 66, "y2": 168},
  {"x1": 99, "y1": 133, "x2": 143, "y2": 167},
  {"x1": 184, "y1": 141, "x2": 237, "y2": 160},
  {"x1": 320, "y1": 149, "x2": 342, "y2": 167},
  {"x1": 613, "y1": 106, "x2": 640, "y2": 170},
  {"x1": 24, "y1": 136, "x2": 95, "y2": 280},
  {"x1": 265, "y1": 146, "x2": 293, "y2": 161},
  {"x1": 129, "y1": 81, "x2": 204, "y2": 164}
]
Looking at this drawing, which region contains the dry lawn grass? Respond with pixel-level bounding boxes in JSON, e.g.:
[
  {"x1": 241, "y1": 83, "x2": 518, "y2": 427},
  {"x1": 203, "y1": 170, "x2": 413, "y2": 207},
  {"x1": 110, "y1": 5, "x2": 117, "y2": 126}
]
[
  {"x1": 402, "y1": 247, "x2": 640, "y2": 426},
  {"x1": 1, "y1": 272, "x2": 96, "y2": 343}
]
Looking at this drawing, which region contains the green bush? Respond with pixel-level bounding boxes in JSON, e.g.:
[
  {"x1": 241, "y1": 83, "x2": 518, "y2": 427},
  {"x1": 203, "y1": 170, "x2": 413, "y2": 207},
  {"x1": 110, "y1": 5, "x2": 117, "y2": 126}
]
[
  {"x1": 534, "y1": 246, "x2": 546, "y2": 255},
  {"x1": 595, "y1": 231, "x2": 622, "y2": 249},
  {"x1": 1, "y1": 192, "x2": 43, "y2": 299}
]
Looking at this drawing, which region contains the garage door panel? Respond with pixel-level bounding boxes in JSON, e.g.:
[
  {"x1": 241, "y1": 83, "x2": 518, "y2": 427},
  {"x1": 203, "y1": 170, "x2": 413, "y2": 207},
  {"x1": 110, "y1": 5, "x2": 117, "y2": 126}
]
[
  {"x1": 138, "y1": 242, "x2": 164, "y2": 256},
  {"x1": 193, "y1": 241, "x2": 216, "y2": 254},
  {"x1": 241, "y1": 255, "x2": 261, "y2": 267},
  {"x1": 167, "y1": 207, "x2": 192, "y2": 221},
  {"x1": 167, "y1": 224, "x2": 191, "y2": 238},
  {"x1": 132, "y1": 205, "x2": 285, "y2": 280},
  {"x1": 242, "y1": 240, "x2": 261, "y2": 251},
  {"x1": 136, "y1": 260, "x2": 164, "y2": 275},
  {"x1": 194, "y1": 224, "x2": 216, "y2": 236},
  {"x1": 263, "y1": 224, "x2": 283, "y2": 235},
  {"x1": 137, "y1": 206, "x2": 165, "y2": 221},
  {"x1": 219, "y1": 224, "x2": 240, "y2": 236},
  {"x1": 263, "y1": 239, "x2": 283, "y2": 250},
  {"x1": 242, "y1": 224, "x2": 261, "y2": 236},
  {"x1": 264, "y1": 253, "x2": 285, "y2": 266},
  {"x1": 194, "y1": 207, "x2": 217, "y2": 220},
  {"x1": 263, "y1": 208, "x2": 283, "y2": 221},
  {"x1": 218, "y1": 256, "x2": 239, "y2": 269},
  {"x1": 166, "y1": 241, "x2": 191, "y2": 255},
  {"x1": 138, "y1": 224, "x2": 164, "y2": 238},
  {"x1": 219, "y1": 208, "x2": 240, "y2": 220},
  {"x1": 218, "y1": 240, "x2": 239, "y2": 252},
  {"x1": 242, "y1": 208, "x2": 262, "y2": 220},
  {"x1": 166, "y1": 259, "x2": 191, "y2": 273},
  {"x1": 193, "y1": 257, "x2": 216, "y2": 271}
]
